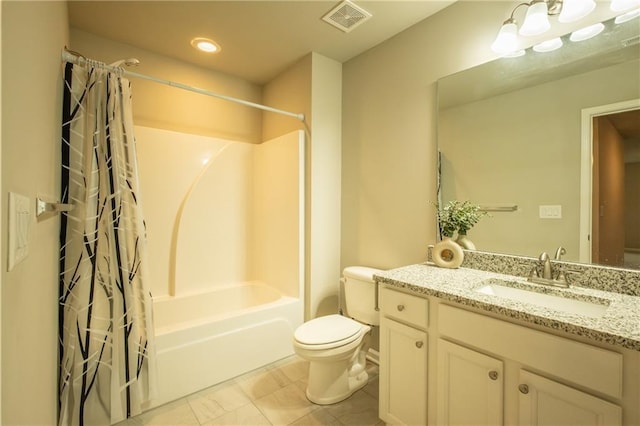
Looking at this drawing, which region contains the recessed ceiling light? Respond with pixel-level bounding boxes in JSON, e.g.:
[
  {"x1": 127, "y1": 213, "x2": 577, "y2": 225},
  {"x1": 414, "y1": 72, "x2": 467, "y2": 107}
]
[{"x1": 191, "y1": 37, "x2": 221, "y2": 53}]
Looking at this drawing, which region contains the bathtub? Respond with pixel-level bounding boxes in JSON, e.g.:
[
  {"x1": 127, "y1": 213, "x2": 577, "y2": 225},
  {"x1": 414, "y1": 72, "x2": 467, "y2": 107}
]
[{"x1": 149, "y1": 281, "x2": 303, "y2": 409}]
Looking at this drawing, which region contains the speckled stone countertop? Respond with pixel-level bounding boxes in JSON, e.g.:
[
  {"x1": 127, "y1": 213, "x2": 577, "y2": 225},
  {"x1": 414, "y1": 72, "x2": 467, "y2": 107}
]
[{"x1": 374, "y1": 263, "x2": 640, "y2": 352}]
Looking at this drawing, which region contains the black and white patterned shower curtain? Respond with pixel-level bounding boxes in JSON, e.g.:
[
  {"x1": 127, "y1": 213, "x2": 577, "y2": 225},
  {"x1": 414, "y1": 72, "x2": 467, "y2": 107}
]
[{"x1": 58, "y1": 59, "x2": 156, "y2": 425}]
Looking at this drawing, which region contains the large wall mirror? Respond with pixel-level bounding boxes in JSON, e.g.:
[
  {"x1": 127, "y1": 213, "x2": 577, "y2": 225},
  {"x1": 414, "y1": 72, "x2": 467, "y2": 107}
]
[{"x1": 437, "y1": 15, "x2": 640, "y2": 270}]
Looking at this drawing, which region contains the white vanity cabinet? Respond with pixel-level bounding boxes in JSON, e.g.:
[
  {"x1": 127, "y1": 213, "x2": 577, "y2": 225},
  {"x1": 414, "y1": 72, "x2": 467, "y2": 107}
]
[
  {"x1": 378, "y1": 287, "x2": 429, "y2": 425},
  {"x1": 378, "y1": 286, "x2": 636, "y2": 426},
  {"x1": 517, "y1": 370, "x2": 622, "y2": 426},
  {"x1": 436, "y1": 339, "x2": 503, "y2": 425}
]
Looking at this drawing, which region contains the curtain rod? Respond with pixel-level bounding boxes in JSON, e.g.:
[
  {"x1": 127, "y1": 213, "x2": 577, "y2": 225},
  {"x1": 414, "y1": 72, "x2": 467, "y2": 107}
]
[{"x1": 61, "y1": 50, "x2": 305, "y2": 122}]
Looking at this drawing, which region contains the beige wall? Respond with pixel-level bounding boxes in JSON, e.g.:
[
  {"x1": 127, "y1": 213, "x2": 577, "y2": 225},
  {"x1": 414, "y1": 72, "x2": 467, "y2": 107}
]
[
  {"x1": 264, "y1": 53, "x2": 343, "y2": 319},
  {"x1": 341, "y1": 1, "x2": 502, "y2": 270},
  {"x1": 1, "y1": 1, "x2": 69, "y2": 424},
  {"x1": 70, "y1": 29, "x2": 264, "y2": 143}
]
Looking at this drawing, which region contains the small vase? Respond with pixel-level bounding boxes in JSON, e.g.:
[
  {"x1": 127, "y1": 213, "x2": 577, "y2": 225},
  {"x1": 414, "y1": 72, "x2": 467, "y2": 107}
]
[
  {"x1": 456, "y1": 232, "x2": 476, "y2": 250},
  {"x1": 432, "y1": 237, "x2": 464, "y2": 269}
]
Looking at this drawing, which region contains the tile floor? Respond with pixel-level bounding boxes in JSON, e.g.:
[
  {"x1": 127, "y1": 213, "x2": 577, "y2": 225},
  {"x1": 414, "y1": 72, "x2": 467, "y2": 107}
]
[{"x1": 117, "y1": 356, "x2": 382, "y2": 426}]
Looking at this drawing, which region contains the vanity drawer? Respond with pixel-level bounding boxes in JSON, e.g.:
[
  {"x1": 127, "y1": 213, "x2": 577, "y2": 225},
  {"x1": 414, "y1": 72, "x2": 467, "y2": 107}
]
[{"x1": 380, "y1": 287, "x2": 429, "y2": 328}]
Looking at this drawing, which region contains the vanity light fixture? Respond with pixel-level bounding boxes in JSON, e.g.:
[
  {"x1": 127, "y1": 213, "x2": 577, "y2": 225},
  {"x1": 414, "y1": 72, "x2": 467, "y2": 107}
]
[
  {"x1": 611, "y1": 0, "x2": 640, "y2": 12},
  {"x1": 558, "y1": 0, "x2": 596, "y2": 23},
  {"x1": 190, "y1": 37, "x2": 221, "y2": 54},
  {"x1": 519, "y1": 0, "x2": 551, "y2": 36},
  {"x1": 615, "y1": 8, "x2": 640, "y2": 23},
  {"x1": 533, "y1": 36, "x2": 563, "y2": 52},
  {"x1": 569, "y1": 22, "x2": 605, "y2": 42},
  {"x1": 492, "y1": 0, "x2": 637, "y2": 56}
]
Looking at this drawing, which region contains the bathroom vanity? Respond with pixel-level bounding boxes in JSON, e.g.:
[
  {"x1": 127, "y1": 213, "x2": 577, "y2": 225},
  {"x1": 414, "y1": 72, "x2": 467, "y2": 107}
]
[{"x1": 375, "y1": 261, "x2": 640, "y2": 425}]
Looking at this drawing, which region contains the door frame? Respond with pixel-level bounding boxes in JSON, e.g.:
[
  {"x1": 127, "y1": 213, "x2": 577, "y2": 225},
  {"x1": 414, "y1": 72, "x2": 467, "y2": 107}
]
[{"x1": 579, "y1": 98, "x2": 640, "y2": 263}]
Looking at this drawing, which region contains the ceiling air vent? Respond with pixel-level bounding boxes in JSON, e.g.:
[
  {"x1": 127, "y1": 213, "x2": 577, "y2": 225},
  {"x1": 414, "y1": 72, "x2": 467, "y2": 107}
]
[{"x1": 322, "y1": 0, "x2": 372, "y2": 33}]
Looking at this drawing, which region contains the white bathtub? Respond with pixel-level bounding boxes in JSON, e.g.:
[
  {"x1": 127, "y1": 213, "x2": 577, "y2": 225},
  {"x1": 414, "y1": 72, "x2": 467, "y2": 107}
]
[{"x1": 149, "y1": 282, "x2": 303, "y2": 409}]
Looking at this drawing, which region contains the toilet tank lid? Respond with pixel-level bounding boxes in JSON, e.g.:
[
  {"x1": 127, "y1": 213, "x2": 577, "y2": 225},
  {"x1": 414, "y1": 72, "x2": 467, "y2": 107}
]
[{"x1": 343, "y1": 266, "x2": 382, "y2": 282}]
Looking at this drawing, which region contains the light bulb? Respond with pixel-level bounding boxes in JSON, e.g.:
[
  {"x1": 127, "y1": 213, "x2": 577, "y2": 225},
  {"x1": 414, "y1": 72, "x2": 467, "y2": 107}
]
[
  {"x1": 190, "y1": 37, "x2": 221, "y2": 53},
  {"x1": 559, "y1": 0, "x2": 596, "y2": 23},
  {"x1": 611, "y1": 0, "x2": 640, "y2": 12},
  {"x1": 520, "y1": 1, "x2": 551, "y2": 36},
  {"x1": 615, "y1": 7, "x2": 640, "y2": 22},
  {"x1": 491, "y1": 20, "x2": 519, "y2": 55},
  {"x1": 533, "y1": 37, "x2": 563, "y2": 52},
  {"x1": 570, "y1": 23, "x2": 605, "y2": 41}
]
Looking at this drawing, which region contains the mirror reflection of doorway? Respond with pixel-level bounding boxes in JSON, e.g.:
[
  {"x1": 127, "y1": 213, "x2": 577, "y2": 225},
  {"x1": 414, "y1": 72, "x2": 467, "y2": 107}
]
[{"x1": 591, "y1": 107, "x2": 640, "y2": 268}]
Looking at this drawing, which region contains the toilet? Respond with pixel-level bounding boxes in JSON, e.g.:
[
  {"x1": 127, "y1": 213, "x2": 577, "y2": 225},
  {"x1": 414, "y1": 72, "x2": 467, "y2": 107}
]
[{"x1": 293, "y1": 266, "x2": 381, "y2": 405}]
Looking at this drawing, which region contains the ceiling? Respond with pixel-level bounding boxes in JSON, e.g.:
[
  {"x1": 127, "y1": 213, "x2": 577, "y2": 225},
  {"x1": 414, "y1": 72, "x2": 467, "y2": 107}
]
[{"x1": 68, "y1": 1, "x2": 455, "y2": 85}]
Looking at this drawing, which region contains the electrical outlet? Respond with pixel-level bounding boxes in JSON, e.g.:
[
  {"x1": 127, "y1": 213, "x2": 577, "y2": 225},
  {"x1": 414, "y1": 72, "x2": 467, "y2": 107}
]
[{"x1": 539, "y1": 205, "x2": 562, "y2": 219}]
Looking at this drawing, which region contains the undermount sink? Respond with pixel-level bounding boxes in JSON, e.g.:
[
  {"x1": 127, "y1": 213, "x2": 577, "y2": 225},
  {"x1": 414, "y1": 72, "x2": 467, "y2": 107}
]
[{"x1": 475, "y1": 279, "x2": 610, "y2": 318}]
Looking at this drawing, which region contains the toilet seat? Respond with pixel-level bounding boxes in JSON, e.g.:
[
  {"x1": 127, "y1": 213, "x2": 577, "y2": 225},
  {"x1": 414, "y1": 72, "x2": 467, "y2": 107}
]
[{"x1": 294, "y1": 314, "x2": 364, "y2": 350}]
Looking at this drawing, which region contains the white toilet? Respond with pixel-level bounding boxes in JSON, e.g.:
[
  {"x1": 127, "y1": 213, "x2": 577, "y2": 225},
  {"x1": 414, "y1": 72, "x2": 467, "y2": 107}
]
[{"x1": 293, "y1": 266, "x2": 381, "y2": 405}]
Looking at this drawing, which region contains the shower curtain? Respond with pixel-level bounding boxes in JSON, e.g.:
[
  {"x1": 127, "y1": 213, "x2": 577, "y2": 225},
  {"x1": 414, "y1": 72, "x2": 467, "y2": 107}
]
[{"x1": 58, "y1": 59, "x2": 156, "y2": 425}]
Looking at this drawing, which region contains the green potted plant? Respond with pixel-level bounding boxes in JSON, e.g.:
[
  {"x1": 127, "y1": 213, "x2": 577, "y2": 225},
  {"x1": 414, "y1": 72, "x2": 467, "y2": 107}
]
[
  {"x1": 436, "y1": 200, "x2": 488, "y2": 250},
  {"x1": 451, "y1": 201, "x2": 488, "y2": 250}
]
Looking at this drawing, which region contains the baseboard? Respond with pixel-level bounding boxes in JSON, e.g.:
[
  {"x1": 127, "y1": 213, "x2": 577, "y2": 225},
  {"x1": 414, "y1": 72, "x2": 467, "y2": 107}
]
[{"x1": 366, "y1": 348, "x2": 379, "y2": 365}]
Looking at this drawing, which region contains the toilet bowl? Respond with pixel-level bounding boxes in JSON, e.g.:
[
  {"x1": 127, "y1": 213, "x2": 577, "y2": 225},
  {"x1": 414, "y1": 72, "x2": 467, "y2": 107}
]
[
  {"x1": 293, "y1": 314, "x2": 371, "y2": 404},
  {"x1": 293, "y1": 266, "x2": 381, "y2": 405}
]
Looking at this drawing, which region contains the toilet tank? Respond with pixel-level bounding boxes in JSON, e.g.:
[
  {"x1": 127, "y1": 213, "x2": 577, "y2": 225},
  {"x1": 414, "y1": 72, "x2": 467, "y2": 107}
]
[{"x1": 343, "y1": 266, "x2": 382, "y2": 326}]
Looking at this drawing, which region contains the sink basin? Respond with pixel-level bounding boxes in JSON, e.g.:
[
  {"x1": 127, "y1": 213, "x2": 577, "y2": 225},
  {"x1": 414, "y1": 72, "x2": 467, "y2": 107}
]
[{"x1": 475, "y1": 279, "x2": 610, "y2": 318}]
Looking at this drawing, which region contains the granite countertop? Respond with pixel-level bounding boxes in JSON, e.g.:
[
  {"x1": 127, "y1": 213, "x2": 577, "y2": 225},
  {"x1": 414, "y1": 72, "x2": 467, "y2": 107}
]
[{"x1": 374, "y1": 263, "x2": 640, "y2": 352}]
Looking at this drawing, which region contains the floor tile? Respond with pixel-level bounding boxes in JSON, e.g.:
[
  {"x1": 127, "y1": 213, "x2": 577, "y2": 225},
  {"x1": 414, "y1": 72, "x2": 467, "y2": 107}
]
[
  {"x1": 200, "y1": 403, "x2": 271, "y2": 426},
  {"x1": 187, "y1": 380, "x2": 252, "y2": 424},
  {"x1": 120, "y1": 356, "x2": 381, "y2": 426},
  {"x1": 325, "y1": 389, "x2": 380, "y2": 426},
  {"x1": 288, "y1": 407, "x2": 341, "y2": 426},
  {"x1": 134, "y1": 399, "x2": 200, "y2": 425},
  {"x1": 235, "y1": 366, "x2": 290, "y2": 401},
  {"x1": 254, "y1": 381, "x2": 318, "y2": 425}
]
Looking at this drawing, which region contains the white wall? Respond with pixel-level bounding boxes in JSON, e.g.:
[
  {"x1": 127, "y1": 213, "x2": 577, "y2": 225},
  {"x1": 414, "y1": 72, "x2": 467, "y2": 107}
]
[{"x1": 1, "y1": 1, "x2": 69, "y2": 424}]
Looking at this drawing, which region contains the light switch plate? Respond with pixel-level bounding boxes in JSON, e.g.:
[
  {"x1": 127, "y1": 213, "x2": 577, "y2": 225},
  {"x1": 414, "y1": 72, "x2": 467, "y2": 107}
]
[
  {"x1": 539, "y1": 204, "x2": 562, "y2": 219},
  {"x1": 8, "y1": 192, "x2": 31, "y2": 271}
]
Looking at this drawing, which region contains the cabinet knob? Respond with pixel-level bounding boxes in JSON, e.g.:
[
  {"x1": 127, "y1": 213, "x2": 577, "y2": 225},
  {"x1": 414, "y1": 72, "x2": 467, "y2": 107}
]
[
  {"x1": 519, "y1": 384, "x2": 529, "y2": 394},
  {"x1": 415, "y1": 341, "x2": 424, "y2": 348},
  {"x1": 397, "y1": 304, "x2": 405, "y2": 311},
  {"x1": 488, "y1": 371, "x2": 499, "y2": 380}
]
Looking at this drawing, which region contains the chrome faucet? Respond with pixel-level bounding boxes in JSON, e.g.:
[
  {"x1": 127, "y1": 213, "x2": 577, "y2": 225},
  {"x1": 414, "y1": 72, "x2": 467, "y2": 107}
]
[
  {"x1": 538, "y1": 252, "x2": 553, "y2": 280},
  {"x1": 528, "y1": 251, "x2": 572, "y2": 288}
]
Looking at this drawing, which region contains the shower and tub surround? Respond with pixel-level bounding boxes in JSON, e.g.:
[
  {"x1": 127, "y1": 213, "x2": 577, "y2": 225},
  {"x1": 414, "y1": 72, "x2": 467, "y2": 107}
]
[
  {"x1": 151, "y1": 282, "x2": 301, "y2": 408},
  {"x1": 134, "y1": 127, "x2": 305, "y2": 409}
]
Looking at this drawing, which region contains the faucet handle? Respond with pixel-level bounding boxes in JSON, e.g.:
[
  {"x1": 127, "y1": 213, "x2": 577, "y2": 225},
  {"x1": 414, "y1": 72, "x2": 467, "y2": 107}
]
[{"x1": 539, "y1": 252, "x2": 549, "y2": 261}]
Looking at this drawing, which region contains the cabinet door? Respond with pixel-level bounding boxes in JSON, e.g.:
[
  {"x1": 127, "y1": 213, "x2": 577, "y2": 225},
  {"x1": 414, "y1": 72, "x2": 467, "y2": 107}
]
[
  {"x1": 518, "y1": 370, "x2": 622, "y2": 426},
  {"x1": 379, "y1": 316, "x2": 428, "y2": 426},
  {"x1": 437, "y1": 339, "x2": 504, "y2": 426}
]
